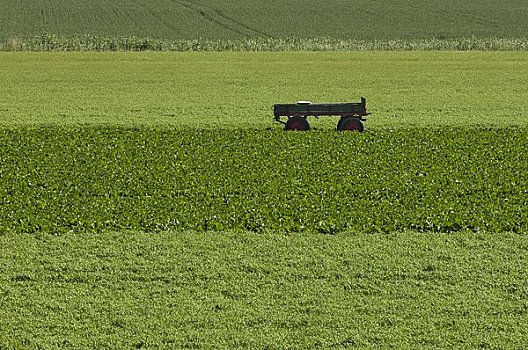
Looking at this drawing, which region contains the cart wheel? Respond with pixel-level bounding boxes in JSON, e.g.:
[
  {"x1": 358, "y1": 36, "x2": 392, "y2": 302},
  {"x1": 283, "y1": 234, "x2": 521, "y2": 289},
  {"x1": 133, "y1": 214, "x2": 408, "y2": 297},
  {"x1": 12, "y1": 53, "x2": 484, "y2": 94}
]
[
  {"x1": 337, "y1": 116, "x2": 363, "y2": 132},
  {"x1": 285, "y1": 116, "x2": 310, "y2": 131}
]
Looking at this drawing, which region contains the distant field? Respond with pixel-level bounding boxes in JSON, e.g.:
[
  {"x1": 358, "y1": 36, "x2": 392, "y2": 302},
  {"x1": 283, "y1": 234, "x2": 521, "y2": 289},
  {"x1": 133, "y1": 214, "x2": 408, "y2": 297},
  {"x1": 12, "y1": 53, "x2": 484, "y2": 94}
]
[
  {"x1": 1, "y1": 0, "x2": 528, "y2": 42},
  {"x1": 1, "y1": 52, "x2": 528, "y2": 128}
]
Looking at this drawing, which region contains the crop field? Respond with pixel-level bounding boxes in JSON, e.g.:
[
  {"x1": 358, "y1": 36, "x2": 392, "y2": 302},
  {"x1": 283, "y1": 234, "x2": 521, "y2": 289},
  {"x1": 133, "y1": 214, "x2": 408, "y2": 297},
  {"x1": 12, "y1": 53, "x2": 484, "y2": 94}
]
[
  {"x1": 1, "y1": 126, "x2": 527, "y2": 235},
  {"x1": 1, "y1": 50, "x2": 528, "y2": 348},
  {"x1": 2, "y1": 231, "x2": 528, "y2": 348},
  {"x1": 1, "y1": 52, "x2": 528, "y2": 128},
  {"x1": 2, "y1": 0, "x2": 528, "y2": 43}
]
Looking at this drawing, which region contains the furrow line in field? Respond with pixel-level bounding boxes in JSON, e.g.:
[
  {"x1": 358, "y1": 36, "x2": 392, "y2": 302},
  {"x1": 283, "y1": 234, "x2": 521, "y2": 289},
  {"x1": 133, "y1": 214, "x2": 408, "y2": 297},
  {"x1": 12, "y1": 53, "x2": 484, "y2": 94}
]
[
  {"x1": 127, "y1": 0, "x2": 181, "y2": 36},
  {"x1": 108, "y1": 4, "x2": 143, "y2": 36},
  {"x1": 210, "y1": 7, "x2": 270, "y2": 38},
  {"x1": 173, "y1": 0, "x2": 268, "y2": 37},
  {"x1": 400, "y1": 1, "x2": 503, "y2": 32}
]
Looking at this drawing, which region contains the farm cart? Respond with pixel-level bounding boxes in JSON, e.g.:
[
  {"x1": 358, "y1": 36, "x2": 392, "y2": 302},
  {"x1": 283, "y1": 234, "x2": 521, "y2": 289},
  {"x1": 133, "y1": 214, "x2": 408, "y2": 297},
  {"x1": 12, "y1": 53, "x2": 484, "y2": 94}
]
[{"x1": 273, "y1": 97, "x2": 370, "y2": 131}]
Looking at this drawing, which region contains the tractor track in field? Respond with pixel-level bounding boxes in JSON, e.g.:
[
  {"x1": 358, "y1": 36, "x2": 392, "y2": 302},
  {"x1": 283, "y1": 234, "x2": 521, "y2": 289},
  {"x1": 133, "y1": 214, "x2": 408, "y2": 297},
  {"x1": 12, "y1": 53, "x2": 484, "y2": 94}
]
[
  {"x1": 109, "y1": 4, "x2": 148, "y2": 37},
  {"x1": 408, "y1": 4, "x2": 502, "y2": 29},
  {"x1": 173, "y1": 0, "x2": 269, "y2": 38},
  {"x1": 371, "y1": 0, "x2": 504, "y2": 32},
  {"x1": 127, "y1": 0, "x2": 182, "y2": 35}
]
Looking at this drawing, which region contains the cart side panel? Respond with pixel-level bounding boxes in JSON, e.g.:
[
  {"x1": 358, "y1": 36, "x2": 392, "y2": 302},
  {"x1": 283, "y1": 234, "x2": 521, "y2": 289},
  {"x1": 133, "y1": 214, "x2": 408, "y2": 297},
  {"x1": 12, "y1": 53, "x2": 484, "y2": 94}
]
[{"x1": 274, "y1": 103, "x2": 366, "y2": 117}]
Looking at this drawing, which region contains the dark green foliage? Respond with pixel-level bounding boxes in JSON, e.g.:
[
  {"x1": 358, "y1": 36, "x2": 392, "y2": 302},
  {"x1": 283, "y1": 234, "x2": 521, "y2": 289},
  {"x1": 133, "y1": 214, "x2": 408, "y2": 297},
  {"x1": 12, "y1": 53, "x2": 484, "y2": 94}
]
[
  {"x1": 1, "y1": 0, "x2": 528, "y2": 42},
  {"x1": 1, "y1": 126, "x2": 526, "y2": 234}
]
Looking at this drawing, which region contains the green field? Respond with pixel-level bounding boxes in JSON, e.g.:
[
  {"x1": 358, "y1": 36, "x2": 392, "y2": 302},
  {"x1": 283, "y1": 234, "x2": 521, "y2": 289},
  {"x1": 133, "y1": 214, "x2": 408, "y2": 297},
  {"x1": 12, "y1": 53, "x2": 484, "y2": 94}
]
[
  {"x1": 1, "y1": 126, "x2": 527, "y2": 235},
  {"x1": 1, "y1": 52, "x2": 528, "y2": 128},
  {"x1": 2, "y1": 231, "x2": 528, "y2": 348},
  {"x1": 2, "y1": 0, "x2": 528, "y2": 41},
  {"x1": 2, "y1": 1, "x2": 528, "y2": 348},
  {"x1": 1, "y1": 51, "x2": 528, "y2": 348}
]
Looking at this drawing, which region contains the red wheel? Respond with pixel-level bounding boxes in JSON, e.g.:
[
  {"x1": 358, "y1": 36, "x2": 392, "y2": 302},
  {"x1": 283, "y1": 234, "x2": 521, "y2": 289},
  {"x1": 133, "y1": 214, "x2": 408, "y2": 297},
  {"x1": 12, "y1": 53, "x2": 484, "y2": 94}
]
[
  {"x1": 337, "y1": 116, "x2": 363, "y2": 132},
  {"x1": 285, "y1": 116, "x2": 310, "y2": 131}
]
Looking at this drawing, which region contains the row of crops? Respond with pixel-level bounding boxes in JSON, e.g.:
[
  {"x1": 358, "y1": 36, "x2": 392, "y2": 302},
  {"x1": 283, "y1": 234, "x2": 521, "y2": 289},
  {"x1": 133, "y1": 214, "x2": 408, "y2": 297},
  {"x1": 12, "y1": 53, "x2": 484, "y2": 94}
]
[
  {"x1": 1, "y1": 126, "x2": 526, "y2": 234},
  {"x1": 2, "y1": 0, "x2": 528, "y2": 41},
  {"x1": 3, "y1": 34, "x2": 528, "y2": 52}
]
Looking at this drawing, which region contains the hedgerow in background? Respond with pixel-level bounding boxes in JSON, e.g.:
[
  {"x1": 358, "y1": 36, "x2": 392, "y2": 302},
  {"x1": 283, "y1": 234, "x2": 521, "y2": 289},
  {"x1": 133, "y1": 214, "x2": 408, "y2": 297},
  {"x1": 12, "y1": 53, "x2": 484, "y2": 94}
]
[{"x1": 2, "y1": 34, "x2": 528, "y2": 51}]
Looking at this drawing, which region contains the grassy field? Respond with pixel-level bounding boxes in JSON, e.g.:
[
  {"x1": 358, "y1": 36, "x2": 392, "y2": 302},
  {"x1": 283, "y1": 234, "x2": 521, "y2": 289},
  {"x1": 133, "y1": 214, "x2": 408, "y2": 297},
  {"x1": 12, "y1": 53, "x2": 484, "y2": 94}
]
[
  {"x1": 2, "y1": 231, "x2": 528, "y2": 348},
  {"x1": 2, "y1": 2, "x2": 528, "y2": 344},
  {"x1": 1, "y1": 50, "x2": 528, "y2": 348},
  {"x1": 1, "y1": 0, "x2": 528, "y2": 41},
  {"x1": 1, "y1": 52, "x2": 528, "y2": 128}
]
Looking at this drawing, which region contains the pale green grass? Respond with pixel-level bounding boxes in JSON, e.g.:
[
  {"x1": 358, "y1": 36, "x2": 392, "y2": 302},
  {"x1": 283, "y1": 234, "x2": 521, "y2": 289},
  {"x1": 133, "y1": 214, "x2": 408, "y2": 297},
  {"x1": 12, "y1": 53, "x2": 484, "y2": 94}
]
[{"x1": 1, "y1": 51, "x2": 527, "y2": 129}]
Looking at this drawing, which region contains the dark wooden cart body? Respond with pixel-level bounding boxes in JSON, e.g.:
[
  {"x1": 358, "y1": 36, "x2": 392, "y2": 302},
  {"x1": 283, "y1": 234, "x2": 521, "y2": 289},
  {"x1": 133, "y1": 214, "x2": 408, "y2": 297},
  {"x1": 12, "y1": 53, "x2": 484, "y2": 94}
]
[{"x1": 273, "y1": 97, "x2": 370, "y2": 131}]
